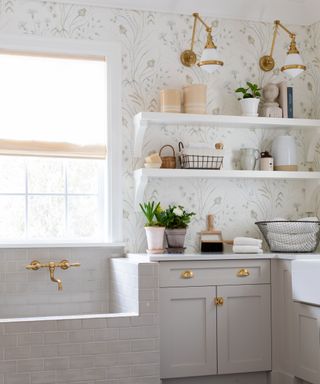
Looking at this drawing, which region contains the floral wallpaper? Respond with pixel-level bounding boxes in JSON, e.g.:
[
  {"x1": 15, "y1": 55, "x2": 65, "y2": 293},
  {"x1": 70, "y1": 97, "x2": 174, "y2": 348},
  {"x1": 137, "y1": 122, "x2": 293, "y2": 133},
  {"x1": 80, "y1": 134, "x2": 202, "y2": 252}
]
[{"x1": 0, "y1": 1, "x2": 319, "y2": 252}]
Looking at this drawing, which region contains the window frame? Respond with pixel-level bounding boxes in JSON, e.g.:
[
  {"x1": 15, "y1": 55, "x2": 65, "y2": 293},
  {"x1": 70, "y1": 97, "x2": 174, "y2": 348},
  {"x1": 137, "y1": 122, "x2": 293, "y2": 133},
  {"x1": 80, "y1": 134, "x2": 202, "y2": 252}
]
[{"x1": 0, "y1": 34, "x2": 122, "y2": 246}]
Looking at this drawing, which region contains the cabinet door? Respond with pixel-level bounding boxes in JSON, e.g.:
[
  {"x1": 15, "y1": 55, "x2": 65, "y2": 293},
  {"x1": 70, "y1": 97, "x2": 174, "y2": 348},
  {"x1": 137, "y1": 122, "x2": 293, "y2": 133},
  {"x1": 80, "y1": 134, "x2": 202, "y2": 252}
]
[
  {"x1": 217, "y1": 284, "x2": 271, "y2": 374},
  {"x1": 160, "y1": 286, "x2": 217, "y2": 379},
  {"x1": 294, "y1": 303, "x2": 320, "y2": 384}
]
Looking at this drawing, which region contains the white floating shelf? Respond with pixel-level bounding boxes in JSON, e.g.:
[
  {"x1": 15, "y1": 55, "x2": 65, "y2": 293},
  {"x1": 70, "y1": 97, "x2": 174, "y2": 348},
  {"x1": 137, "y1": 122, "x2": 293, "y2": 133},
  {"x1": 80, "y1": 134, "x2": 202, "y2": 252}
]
[
  {"x1": 134, "y1": 168, "x2": 320, "y2": 209},
  {"x1": 133, "y1": 112, "x2": 320, "y2": 157}
]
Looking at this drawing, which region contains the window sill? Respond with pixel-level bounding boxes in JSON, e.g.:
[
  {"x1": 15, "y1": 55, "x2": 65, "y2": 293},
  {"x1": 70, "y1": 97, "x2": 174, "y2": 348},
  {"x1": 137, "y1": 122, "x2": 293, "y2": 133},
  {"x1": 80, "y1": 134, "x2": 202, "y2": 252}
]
[{"x1": 0, "y1": 242, "x2": 125, "y2": 249}]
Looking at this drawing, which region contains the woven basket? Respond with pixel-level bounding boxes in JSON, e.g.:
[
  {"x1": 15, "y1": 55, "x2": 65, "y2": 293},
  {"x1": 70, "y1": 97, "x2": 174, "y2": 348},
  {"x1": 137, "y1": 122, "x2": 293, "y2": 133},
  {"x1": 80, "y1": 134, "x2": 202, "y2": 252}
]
[{"x1": 159, "y1": 145, "x2": 176, "y2": 169}]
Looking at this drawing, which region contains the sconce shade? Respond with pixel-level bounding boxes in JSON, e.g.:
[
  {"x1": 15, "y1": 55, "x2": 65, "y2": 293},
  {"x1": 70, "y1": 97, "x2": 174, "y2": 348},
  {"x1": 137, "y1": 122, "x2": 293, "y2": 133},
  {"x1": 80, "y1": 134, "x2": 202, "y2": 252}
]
[
  {"x1": 198, "y1": 47, "x2": 223, "y2": 73},
  {"x1": 281, "y1": 52, "x2": 306, "y2": 78}
]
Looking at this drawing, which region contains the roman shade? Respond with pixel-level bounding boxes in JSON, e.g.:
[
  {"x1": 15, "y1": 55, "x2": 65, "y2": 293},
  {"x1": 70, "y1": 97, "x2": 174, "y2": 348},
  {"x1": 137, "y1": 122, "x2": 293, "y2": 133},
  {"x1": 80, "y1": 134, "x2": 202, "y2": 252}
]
[{"x1": 0, "y1": 52, "x2": 107, "y2": 159}]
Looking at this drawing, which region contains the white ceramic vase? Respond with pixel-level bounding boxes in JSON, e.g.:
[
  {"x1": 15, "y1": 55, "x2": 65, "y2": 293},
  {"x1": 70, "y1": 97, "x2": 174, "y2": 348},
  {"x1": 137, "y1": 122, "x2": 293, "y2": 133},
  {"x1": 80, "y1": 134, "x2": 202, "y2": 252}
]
[
  {"x1": 144, "y1": 226, "x2": 165, "y2": 253},
  {"x1": 272, "y1": 135, "x2": 297, "y2": 171},
  {"x1": 239, "y1": 98, "x2": 260, "y2": 117}
]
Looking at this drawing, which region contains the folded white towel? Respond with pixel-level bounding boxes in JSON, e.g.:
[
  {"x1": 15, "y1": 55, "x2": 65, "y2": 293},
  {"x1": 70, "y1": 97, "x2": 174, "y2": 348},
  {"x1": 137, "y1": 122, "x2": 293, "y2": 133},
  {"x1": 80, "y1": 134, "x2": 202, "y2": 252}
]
[
  {"x1": 232, "y1": 245, "x2": 263, "y2": 254},
  {"x1": 267, "y1": 232, "x2": 317, "y2": 245},
  {"x1": 266, "y1": 221, "x2": 319, "y2": 234},
  {"x1": 268, "y1": 240, "x2": 316, "y2": 252},
  {"x1": 233, "y1": 237, "x2": 262, "y2": 247}
]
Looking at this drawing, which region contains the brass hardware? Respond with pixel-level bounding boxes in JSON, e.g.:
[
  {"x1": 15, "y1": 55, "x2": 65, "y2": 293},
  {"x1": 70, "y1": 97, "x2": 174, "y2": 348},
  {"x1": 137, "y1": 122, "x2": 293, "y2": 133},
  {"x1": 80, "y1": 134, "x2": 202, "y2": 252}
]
[
  {"x1": 181, "y1": 270, "x2": 194, "y2": 279},
  {"x1": 181, "y1": 12, "x2": 223, "y2": 69},
  {"x1": 259, "y1": 19, "x2": 306, "y2": 75},
  {"x1": 215, "y1": 297, "x2": 224, "y2": 305},
  {"x1": 237, "y1": 268, "x2": 250, "y2": 277},
  {"x1": 25, "y1": 260, "x2": 80, "y2": 291}
]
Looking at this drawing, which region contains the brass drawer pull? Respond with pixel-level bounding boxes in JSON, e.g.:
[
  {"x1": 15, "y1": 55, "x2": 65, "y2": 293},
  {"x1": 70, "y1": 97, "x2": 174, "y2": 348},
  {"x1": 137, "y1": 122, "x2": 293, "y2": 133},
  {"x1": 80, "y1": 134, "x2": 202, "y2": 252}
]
[
  {"x1": 237, "y1": 268, "x2": 250, "y2": 277},
  {"x1": 181, "y1": 270, "x2": 194, "y2": 279},
  {"x1": 215, "y1": 297, "x2": 224, "y2": 306}
]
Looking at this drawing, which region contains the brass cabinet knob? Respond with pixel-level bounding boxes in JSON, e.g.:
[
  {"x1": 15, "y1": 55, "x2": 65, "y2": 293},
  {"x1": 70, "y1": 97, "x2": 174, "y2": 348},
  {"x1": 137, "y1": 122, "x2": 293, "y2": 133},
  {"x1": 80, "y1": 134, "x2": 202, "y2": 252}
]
[
  {"x1": 181, "y1": 270, "x2": 194, "y2": 279},
  {"x1": 237, "y1": 268, "x2": 250, "y2": 277},
  {"x1": 215, "y1": 297, "x2": 224, "y2": 306}
]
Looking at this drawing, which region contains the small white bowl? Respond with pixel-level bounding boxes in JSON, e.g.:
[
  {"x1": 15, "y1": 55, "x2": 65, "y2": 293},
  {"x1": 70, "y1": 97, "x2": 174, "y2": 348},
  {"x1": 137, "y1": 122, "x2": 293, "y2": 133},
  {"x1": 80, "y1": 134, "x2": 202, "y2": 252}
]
[{"x1": 144, "y1": 163, "x2": 162, "y2": 168}]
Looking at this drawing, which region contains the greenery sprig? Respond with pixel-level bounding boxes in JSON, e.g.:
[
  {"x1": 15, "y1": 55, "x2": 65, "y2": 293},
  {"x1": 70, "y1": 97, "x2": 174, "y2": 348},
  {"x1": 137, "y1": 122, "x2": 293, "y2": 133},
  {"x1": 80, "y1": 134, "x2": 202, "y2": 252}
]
[{"x1": 235, "y1": 82, "x2": 261, "y2": 99}]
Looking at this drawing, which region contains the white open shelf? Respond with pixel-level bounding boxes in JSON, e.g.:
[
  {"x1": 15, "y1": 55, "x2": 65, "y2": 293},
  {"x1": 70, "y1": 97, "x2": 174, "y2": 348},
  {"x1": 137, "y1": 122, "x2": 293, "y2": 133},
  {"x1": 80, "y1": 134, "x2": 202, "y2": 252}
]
[
  {"x1": 134, "y1": 168, "x2": 320, "y2": 209},
  {"x1": 133, "y1": 112, "x2": 320, "y2": 157}
]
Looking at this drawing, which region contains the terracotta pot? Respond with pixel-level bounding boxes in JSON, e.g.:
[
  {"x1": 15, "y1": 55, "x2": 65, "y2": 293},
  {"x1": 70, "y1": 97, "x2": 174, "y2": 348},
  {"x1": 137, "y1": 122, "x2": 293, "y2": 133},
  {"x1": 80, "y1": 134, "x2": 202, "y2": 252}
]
[
  {"x1": 145, "y1": 226, "x2": 165, "y2": 253},
  {"x1": 165, "y1": 228, "x2": 187, "y2": 248}
]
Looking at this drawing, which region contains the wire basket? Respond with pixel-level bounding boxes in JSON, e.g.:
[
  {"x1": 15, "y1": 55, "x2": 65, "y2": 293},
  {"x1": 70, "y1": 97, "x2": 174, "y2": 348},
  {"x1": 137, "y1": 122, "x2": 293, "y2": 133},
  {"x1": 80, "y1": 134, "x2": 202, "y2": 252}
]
[
  {"x1": 255, "y1": 221, "x2": 320, "y2": 253},
  {"x1": 178, "y1": 142, "x2": 223, "y2": 170}
]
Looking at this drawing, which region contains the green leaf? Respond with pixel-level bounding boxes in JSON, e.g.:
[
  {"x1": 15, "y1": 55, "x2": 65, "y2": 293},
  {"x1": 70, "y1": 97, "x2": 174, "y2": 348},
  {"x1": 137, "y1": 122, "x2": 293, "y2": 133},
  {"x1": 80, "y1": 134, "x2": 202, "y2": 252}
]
[{"x1": 235, "y1": 87, "x2": 247, "y2": 94}]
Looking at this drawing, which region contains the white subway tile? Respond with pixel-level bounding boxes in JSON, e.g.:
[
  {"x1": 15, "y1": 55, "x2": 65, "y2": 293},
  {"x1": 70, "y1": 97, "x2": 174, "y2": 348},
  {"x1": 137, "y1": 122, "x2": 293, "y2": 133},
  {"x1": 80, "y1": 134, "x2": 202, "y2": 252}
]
[
  {"x1": 16, "y1": 359, "x2": 44, "y2": 373},
  {"x1": 30, "y1": 371, "x2": 56, "y2": 384},
  {"x1": 4, "y1": 373, "x2": 30, "y2": 384},
  {"x1": 44, "y1": 357, "x2": 69, "y2": 370}
]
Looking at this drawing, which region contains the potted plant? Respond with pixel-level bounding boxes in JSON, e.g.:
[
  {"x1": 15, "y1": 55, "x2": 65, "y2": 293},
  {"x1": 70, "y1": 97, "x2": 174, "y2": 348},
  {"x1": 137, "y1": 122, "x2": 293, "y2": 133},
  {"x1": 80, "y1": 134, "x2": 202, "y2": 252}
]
[
  {"x1": 235, "y1": 81, "x2": 261, "y2": 117},
  {"x1": 162, "y1": 205, "x2": 195, "y2": 252},
  {"x1": 140, "y1": 201, "x2": 165, "y2": 254}
]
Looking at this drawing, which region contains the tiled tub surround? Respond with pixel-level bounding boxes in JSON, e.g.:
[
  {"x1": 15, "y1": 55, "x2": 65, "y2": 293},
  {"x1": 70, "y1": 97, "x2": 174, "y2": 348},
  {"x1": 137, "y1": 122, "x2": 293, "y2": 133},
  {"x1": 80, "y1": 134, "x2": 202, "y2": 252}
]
[
  {"x1": 0, "y1": 247, "x2": 126, "y2": 319},
  {"x1": 0, "y1": 256, "x2": 160, "y2": 384}
]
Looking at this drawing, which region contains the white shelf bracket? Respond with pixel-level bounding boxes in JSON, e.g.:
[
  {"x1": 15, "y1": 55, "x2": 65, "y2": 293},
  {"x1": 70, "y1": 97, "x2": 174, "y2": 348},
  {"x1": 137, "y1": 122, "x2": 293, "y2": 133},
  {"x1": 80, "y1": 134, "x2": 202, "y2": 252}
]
[
  {"x1": 134, "y1": 114, "x2": 148, "y2": 157},
  {"x1": 134, "y1": 170, "x2": 148, "y2": 211}
]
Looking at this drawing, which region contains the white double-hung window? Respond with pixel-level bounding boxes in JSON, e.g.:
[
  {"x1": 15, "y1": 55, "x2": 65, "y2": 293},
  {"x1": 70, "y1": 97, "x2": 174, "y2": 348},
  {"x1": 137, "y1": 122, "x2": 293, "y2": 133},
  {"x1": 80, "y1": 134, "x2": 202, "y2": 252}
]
[{"x1": 0, "y1": 37, "x2": 121, "y2": 244}]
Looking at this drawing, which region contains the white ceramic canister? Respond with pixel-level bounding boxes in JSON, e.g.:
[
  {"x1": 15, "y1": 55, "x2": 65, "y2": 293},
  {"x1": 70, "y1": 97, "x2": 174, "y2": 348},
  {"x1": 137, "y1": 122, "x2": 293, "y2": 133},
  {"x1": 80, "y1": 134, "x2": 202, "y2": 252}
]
[{"x1": 272, "y1": 135, "x2": 297, "y2": 171}]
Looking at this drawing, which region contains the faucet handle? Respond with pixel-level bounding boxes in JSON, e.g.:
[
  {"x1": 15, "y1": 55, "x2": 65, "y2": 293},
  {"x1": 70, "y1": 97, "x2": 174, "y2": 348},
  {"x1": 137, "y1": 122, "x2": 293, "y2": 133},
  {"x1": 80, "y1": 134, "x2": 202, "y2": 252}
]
[
  {"x1": 59, "y1": 260, "x2": 80, "y2": 270},
  {"x1": 25, "y1": 260, "x2": 41, "y2": 270}
]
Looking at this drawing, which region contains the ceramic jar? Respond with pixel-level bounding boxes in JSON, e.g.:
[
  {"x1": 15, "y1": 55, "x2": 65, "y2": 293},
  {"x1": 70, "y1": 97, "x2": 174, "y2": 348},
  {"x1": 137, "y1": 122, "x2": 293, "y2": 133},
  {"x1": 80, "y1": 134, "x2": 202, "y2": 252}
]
[
  {"x1": 272, "y1": 135, "x2": 297, "y2": 171},
  {"x1": 240, "y1": 148, "x2": 260, "y2": 170},
  {"x1": 160, "y1": 89, "x2": 181, "y2": 113},
  {"x1": 183, "y1": 84, "x2": 207, "y2": 114},
  {"x1": 260, "y1": 151, "x2": 274, "y2": 171}
]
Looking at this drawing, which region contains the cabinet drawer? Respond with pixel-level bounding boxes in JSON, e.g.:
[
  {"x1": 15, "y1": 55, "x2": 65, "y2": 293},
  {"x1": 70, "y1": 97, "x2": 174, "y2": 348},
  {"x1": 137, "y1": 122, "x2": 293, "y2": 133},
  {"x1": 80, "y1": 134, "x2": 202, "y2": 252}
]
[{"x1": 159, "y1": 260, "x2": 270, "y2": 287}]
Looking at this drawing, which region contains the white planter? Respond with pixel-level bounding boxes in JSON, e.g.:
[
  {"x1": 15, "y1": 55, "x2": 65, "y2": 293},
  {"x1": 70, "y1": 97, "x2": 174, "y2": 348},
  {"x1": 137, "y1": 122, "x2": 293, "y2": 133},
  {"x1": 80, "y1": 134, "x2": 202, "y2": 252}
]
[
  {"x1": 145, "y1": 226, "x2": 165, "y2": 253},
  {"x1": 239, "y1": 98, "x2": 260, "y2": 117}
]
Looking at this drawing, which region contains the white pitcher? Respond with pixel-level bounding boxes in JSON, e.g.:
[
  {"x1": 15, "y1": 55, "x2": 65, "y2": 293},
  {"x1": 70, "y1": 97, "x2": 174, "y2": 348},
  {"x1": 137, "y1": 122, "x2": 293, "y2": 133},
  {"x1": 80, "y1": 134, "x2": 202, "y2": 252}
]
[{"x1": 240, "y1": 148, "x2": 260, "y2": 170}]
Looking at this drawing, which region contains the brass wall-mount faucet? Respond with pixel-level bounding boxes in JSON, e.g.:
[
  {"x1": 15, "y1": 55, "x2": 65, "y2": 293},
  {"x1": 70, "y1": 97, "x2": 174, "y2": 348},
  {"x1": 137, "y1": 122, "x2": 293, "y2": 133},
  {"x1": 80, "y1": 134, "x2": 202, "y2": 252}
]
[{"x1": 25, "y1": 260, "x2": 80, "y2": 291}]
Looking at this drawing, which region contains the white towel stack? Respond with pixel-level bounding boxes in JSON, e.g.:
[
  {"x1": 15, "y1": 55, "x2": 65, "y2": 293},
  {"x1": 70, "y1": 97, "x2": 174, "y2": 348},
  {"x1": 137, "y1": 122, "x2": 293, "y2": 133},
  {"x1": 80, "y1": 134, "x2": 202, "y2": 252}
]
[{"x1": 232, "y1": 237, "x2": 263, "y2": 254}]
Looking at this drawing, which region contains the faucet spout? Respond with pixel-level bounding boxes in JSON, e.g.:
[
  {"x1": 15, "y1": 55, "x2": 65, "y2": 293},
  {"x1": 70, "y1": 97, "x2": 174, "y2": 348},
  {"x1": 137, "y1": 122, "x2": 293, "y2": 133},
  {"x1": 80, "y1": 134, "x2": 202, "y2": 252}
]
[{"x1": 49, "y1": 262, "x2": 63, "y2": 291}]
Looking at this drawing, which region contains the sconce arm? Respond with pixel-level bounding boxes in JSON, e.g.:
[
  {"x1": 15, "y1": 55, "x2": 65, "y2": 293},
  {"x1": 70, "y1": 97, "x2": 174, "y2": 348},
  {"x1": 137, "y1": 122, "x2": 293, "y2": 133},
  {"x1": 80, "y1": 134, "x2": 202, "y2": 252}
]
[{"x1": 269, "y1": 20, "x2": 297, "y2": 57}]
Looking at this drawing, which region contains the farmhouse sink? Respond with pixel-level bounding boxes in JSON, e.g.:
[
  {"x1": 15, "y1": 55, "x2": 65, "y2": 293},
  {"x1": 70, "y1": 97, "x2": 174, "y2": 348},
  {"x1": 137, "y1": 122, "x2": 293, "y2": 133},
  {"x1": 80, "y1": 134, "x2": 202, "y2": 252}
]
[{"x1": 292, "y1": 259, "x2": 320, "y2": 306}]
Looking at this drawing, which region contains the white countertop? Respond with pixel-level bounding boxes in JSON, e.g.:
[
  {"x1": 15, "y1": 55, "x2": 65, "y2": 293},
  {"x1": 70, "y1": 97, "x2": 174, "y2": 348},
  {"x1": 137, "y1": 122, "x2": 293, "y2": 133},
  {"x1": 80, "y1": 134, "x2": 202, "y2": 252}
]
[{"x1": 127, "y1": 253, "x2": 320, "y2": 262}]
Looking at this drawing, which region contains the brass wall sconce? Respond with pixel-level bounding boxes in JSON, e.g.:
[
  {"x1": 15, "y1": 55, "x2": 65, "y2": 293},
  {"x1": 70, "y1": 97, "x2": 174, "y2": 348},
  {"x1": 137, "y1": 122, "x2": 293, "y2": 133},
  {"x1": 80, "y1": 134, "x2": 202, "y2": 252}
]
[
  {"x1": 259, "y1": 20, "x2": 306, "y2": 78},
  {"x1": 26, "y1": 259, "x2": 80, "y2": 291},
  {"x1": 181, "y1": 12, "x2": 224, "y2": 73}
]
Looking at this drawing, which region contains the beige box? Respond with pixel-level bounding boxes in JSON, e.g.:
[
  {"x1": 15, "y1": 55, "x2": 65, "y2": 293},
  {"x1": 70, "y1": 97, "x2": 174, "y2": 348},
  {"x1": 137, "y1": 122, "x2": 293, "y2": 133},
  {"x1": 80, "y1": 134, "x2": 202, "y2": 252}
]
[
  {"x1": 160, "y1": 89, "x2": 181, "y2": 113},
  {"x1": 183, "y1": 84, "x2": 207, "y2": 114}
]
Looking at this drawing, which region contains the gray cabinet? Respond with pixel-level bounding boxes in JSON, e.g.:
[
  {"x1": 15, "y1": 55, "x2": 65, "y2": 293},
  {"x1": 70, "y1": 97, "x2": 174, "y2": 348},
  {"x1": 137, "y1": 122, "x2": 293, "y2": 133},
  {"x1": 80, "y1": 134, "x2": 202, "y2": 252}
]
[
  {"x1": 294, "y1": 303, "x2": 320, "y2": 384},
  {"x1": 159, "y1": 260, "x2": 272, "y2": 379},
  {"x1": 160, "y1": 286, "x2": 217, "y2": 379},
  {"x1": 217, "y1": 284, "x2": 271, "y2": 374}
]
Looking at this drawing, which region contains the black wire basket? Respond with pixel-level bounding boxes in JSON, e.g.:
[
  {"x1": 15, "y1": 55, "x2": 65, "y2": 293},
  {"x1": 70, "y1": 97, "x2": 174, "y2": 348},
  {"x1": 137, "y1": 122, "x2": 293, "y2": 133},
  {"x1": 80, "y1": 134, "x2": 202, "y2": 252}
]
[
  {"x1": 255, "y1": 220, "x2": 320, "y2": 253},
  {"x1": 178, "y1": 142, "x2": 223, "y2": 170}
]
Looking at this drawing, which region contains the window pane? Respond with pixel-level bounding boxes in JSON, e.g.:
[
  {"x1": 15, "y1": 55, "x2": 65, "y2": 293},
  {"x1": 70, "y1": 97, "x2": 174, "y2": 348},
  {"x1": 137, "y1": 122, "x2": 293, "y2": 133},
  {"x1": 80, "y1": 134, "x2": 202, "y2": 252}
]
[
  {"x1": 0, "y1": 157, "x2": 25, "y2": 193},
  {"x1": 28, "y1": 196, "x2": 65, "y2": 239},
  {"x1": 68, "y1": 196, "x2": 99, "y2": 238},
  {"x1": 0, "y1": 196, "x2": 25, "y2": 239},
  {"x1": 67, "y1": 160, "x2": 100, "y2": 194},
  {"x1": 28, "y1": 158, "x2": 64, "y2": 194}
]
